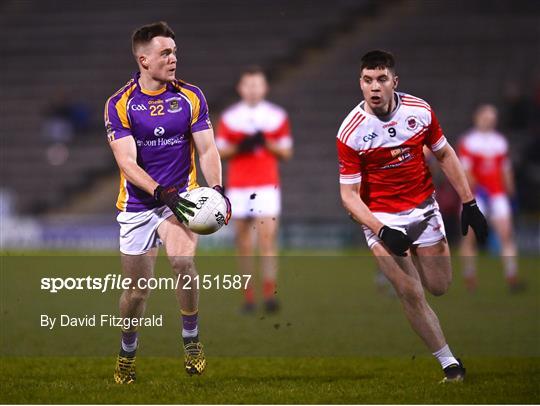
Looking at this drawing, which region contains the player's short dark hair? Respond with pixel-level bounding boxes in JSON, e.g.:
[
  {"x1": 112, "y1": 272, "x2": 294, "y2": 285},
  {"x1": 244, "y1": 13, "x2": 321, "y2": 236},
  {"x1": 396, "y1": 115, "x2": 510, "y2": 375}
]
[
  {"x1": 132, "y1": 21, "x2": 175, "y2": 54},
  {"x1": 238, "y1": 65, "x2": 267, "y2": 82},
  {"x1": 360, "y1": 50, "x2": 396, "y2": 74}
]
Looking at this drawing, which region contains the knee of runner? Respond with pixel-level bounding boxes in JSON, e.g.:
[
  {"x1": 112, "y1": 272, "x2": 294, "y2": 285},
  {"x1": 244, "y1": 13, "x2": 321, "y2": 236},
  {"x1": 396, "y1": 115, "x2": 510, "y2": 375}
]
[
  {"x1": 397, "y1": 279, "x2": 424, "y2": 305},
  {"x1": 170, "y1": 257, "x2": 196, "y2": 276},
  {"x1": 426, "y1": 273, "x2": 451, "y2": 296},
  {"x1": 127, "y1": 286, "x2": 150, "y2": 303},
  {"x1": 429, "y1": 283, "x2": 447, "y2": 297}
]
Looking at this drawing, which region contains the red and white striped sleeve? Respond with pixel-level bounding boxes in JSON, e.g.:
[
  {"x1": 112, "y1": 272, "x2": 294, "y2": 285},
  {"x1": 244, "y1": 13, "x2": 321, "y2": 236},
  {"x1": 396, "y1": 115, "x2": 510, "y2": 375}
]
[
  {"x1": 337, "y1": 138, "x2": 362, "y2": 184},
  {"x1": 336, "y1": 109, "x2": 365, "y2": 184},
  {"x1": 425, "y1": 109, "x2": 447, "y2": 152}
]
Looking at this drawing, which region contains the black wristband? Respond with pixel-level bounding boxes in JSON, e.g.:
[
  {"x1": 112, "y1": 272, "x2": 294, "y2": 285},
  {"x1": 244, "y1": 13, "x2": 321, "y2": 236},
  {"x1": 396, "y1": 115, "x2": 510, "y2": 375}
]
[
  {"x1": 463, "y1": 199, "x2": 477, "y2": 208},
  {"x1": 377, "y1": 225, "x2": 387, "y2": 239},
  {"x1": 153, "y1": 185, "x2": 164, "y2": 202},
  {"x1": 213, "y1": 185, "x2": 225, "y2": 194}
]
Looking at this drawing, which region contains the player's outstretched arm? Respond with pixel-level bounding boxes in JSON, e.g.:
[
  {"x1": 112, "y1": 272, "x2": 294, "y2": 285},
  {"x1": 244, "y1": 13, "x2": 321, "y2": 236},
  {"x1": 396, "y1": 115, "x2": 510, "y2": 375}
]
[
  {"x1": 194, "y1": 128, "x2": 232, "y2": 223},
  {"x1": 216, "y1": 143, "x2": 238, "y2": 160},
  {"x1": 109, "y1": 136, "x2": 159, "y2": 195},
  {"x1": 109, "y1": 135, "x2": 196, "y2": 223},
  {"x1": 433, "y1": 143, "x2": 488, "y2": 243},
  {"x1": 340, "y1": 183, "x2": 411, "y2": 256},
  {"x1": 193, "y1": 128, "x2": 222, "y2": 188},
  {"x1": 340, "y1": 183, "x2": 383, "y2": 235},
  {"x1": 433, "y1": 143, "x2": 474, "y2": 204}
]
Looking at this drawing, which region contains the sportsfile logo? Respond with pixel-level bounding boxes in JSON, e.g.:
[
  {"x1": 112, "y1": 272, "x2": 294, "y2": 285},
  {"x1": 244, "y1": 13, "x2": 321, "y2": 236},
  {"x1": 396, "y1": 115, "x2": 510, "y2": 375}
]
[{"x1": 40, "y1": 274, "x2": 252, "y2": 293}]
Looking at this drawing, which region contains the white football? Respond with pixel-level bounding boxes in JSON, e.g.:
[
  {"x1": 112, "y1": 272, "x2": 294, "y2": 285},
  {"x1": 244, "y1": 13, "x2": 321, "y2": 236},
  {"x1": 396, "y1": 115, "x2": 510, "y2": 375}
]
[{"x1": 180, "y1": 187, "x2": 227, "y2": 235}]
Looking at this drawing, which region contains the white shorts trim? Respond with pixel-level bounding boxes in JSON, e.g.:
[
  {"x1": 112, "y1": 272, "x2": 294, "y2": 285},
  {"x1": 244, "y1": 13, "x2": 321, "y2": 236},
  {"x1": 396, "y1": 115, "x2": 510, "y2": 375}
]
[
  {"x1": 362, "y1": 194, "x2": 446, "y2": 249},
  {"x1": 228, "y1": 185, "x2": 281, "y2": 219},
  {"x1": 117, "y1": 206, "x2": 173, "y2": 255},
  {"x1": 476, "y1": 193, "x2": 511, "y2": 220}
]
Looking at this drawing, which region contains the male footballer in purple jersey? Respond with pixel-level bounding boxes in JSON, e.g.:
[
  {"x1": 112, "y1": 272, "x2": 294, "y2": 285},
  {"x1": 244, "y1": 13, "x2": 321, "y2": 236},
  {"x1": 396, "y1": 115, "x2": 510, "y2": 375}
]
[{"x1": 105, "y1": 21, "x2": 231, "y2": 384}]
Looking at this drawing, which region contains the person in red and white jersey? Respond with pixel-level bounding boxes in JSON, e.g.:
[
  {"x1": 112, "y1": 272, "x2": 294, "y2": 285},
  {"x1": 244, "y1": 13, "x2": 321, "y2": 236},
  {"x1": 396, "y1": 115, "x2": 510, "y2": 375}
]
[
  {"x1": 216, "y1": 66, "x2": 293, "y2": 313},
  {"x1": 458, "y1": 104, "x2": 522, "y2": 292},
  {"x1": 337, "y1": 50, "x2": 488, "y2": 382}
]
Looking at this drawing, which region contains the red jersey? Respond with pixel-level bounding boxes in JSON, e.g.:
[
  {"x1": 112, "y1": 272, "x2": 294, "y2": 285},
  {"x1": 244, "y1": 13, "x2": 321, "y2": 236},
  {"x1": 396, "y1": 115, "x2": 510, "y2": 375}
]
[
  {"x1": 336, "y1": 93, "x2": 447, "y2": 213},
  {"x1": 217, "y1": 100, "x2": 291, "y2": 188},
  {"x1": 458, "y1": 129, "x2": 509, "y2": 196}
]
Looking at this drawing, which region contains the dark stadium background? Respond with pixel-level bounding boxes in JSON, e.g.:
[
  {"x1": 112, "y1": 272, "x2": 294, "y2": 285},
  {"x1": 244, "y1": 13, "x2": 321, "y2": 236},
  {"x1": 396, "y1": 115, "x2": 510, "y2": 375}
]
[{"x1": 1, "y1": 0, "x2": 539, "y2": 252}]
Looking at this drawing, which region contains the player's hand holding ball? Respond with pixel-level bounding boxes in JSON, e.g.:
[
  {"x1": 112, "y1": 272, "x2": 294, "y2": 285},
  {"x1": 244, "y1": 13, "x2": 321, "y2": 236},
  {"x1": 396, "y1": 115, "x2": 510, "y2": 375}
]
[
  {"x1": 212, "y1": 185, "x2": 232, "y2": 224},
  {"x1": 154, "y1": 185, "x2": 197, "y2": 224},
  {"x1": 461, "y1": 199, "x2": 488, "y2": 244},
  {"x1": 378, "y1": 225, "x2": 412, "y2": 256}
]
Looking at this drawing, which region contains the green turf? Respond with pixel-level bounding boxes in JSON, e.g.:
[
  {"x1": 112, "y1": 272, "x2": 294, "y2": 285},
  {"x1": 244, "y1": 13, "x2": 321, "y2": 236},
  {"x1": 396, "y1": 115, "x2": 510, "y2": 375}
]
[
  {"x1": 0, "y1": 251, "x2": 539, "y2": 403},
  {"x1": 1, "y1": 356, "x2": 539, "y2": 403}
]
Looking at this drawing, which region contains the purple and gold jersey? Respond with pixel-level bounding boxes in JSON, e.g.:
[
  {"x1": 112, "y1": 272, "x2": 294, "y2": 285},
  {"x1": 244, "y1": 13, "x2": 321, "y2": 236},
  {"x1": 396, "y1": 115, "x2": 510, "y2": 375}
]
[{"x1": 105, "y1": 73, "x2": 211, "y2": 212}]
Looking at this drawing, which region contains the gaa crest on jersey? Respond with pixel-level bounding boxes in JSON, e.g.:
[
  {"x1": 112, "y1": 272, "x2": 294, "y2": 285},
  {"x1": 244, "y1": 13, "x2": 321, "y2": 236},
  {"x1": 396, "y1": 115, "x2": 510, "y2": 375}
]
[
  {"x1": 406, "y1": 116, "x2": 418, "y2": 130},
  {"x1": 166, "y1": 97, "x2": 182, "y2": 113}
]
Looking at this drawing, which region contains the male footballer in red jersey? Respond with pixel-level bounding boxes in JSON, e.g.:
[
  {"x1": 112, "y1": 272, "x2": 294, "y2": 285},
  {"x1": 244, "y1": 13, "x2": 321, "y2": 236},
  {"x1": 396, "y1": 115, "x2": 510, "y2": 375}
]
[
  {"x1": 337, "y1": 50, "x2": 488, "y2": 382},
  {"x1": 105, "y1": 22, "x2": 230, "y2": 383},
  {"x1": 217, "y1": 67, "x2": 293, "y2": 313},
  {"x1": 458, "y1": 105, "x2": 523, "y2": 292}
]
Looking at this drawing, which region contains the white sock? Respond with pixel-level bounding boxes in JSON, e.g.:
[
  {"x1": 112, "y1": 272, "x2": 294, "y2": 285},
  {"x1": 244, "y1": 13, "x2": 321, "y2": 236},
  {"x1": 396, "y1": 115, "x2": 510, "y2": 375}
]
[
  {"x1": 433, "y1": 344, "x2": 458, "y2": 369},
  {"x1": 503, "y1": 256, "x2": 518, "y2": 278},
  {"x1": 121, "y1": 337, "x2": 138, "y2": 353},
  {"x1": 182, "y1": 326, "x2": 198, "y2": 338},
  {"x1": 463, "y1": 264, "x2": 476, "y2": 278}
]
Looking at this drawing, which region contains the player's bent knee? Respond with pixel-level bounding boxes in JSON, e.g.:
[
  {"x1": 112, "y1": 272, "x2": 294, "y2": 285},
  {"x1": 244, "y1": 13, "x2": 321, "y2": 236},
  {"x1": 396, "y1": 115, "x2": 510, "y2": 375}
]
[
  {"x1": 126, "y1": 287, "x2": 151, "y2": 304},
  {"x1": 427, "y1": 283, "x2": 448, "y2": 297},
  {"x1": 425, "y1": 273, "x2": 451, "y2": 296},
  {"x1": 397, "y1": 279, "x2": 425, "y2": 306},
  {"x1": 169, "y1": 256, "x2": 196, "y2": 276}
]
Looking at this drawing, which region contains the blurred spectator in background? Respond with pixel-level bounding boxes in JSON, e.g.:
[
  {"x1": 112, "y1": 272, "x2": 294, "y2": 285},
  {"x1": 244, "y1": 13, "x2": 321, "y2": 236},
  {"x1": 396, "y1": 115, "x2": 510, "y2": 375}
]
[
  {"x1": 42, "y1": 89, "x2": 91, "y2": 143},
  {"x1": 217, "y1": 66, "x2": 293, "y2": 314},
  {"x1": 458, "y1": 104, "x2": 524, "y2": 293},
  {"x1": 41, "y1": 89, "x2": 91, "y2": 166},
  {"x1": 501, "y1": 81, "x2": 534, "y2": 134},
  {"x1": 502, "y1": 79, "x2": 540, "y2": 213}
]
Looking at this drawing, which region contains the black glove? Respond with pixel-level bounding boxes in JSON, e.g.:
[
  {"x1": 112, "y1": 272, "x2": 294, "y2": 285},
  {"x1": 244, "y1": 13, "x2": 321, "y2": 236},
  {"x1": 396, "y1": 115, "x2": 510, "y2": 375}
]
[
  {"x1": 154, "y1": 185, "x2": 196, "y2": 224},
  {"x1": 461, "y1": 199, "x2": 488, "y2": 244},
  {"x1": 212, "y1": 185, "x2": 232, "y2": 225},
  {"x1": 237, "y1": 131, "x2": 265, "y2": 153},
  {"x1": 378, "y1": 225, "x2": 412, "y2": 256}
]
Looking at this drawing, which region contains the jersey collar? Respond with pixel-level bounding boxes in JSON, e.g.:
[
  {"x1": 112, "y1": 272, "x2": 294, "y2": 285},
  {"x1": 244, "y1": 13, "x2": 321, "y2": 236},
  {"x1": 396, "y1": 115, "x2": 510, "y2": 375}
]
[{"x1": 133, "y1": 72, "x2": 168, "y2": 96}]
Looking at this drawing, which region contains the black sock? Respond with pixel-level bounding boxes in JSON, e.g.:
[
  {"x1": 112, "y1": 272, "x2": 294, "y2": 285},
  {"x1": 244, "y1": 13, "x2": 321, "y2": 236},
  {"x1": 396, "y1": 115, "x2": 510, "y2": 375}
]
[{"x1": 119, "y1": 347, "x2": 136, "y2": 358}]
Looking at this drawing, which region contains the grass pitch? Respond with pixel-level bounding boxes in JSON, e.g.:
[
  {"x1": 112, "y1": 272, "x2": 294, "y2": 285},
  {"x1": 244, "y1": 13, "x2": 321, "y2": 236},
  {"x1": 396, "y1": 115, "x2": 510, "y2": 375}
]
[
  {"x1": 0, "y1": 251, "x2": 539, "y2": 403},
  {"x1": 1, "y1": 357, "x2": 538, "y2": 403}
]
